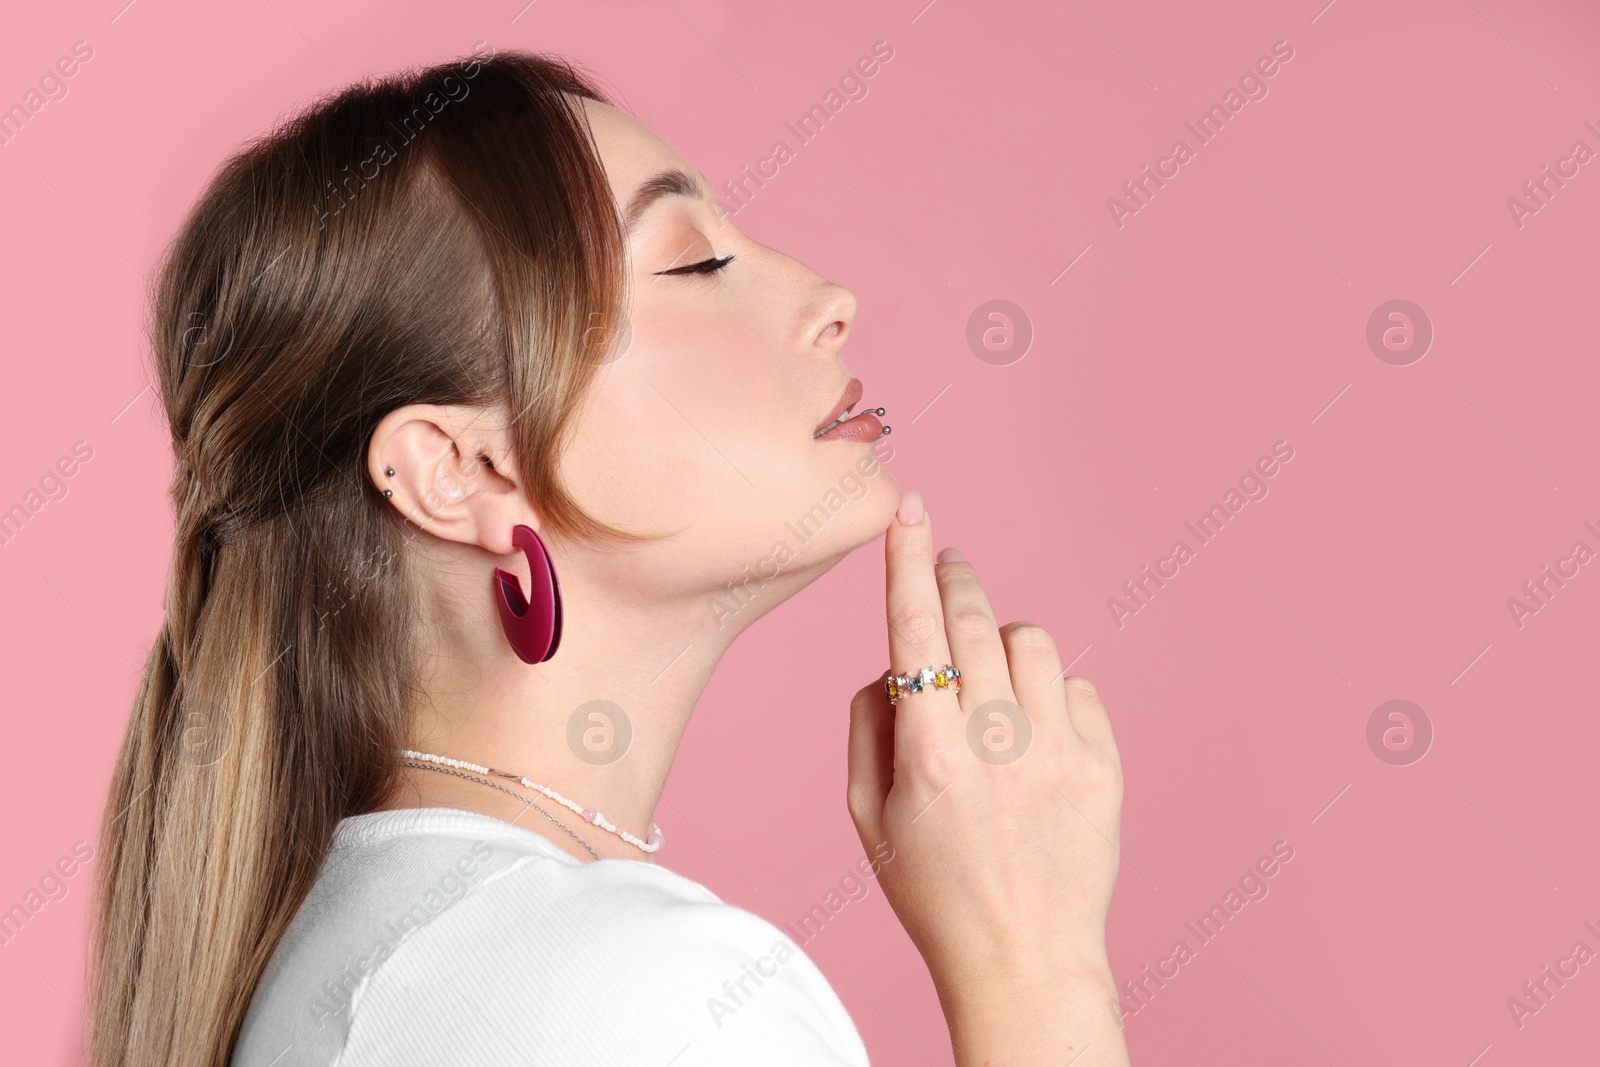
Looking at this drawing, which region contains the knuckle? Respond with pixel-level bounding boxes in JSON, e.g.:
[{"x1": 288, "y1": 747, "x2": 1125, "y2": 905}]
[
  {"x1": 891, "y1": 604, "x2": 943, "y2": 646},
  {"x1": 1062, "y1": 674, "x2": 1102, "y2": 702},
  {"x1": 1076, "y1": 749, "x2": 1110, "y2": 787},
  {"x1": 1074, "y1": 747, "x2": 1123, "y2": 798},
  {"x1": 933, "y1": 559, "x2": 975, "y2": 582},
  {"x1": 933, "y1": 561, "x2": 977, "y2": 595},
  {"x1": 886, "y1": 535, "x2": 932, "y2": 567},
  {"x1": 1002, "y1": 623, "x2": 1059, "y2": 660},
  {"x1": 1101, "y1": 741, "x2": 1125, "y2": 782},
  {"x1": 949, "y1": 606, "x2": 996, "y2": 643},
  {"x1": 899, "y1": 737, "x2": 959, "y2": 786}
]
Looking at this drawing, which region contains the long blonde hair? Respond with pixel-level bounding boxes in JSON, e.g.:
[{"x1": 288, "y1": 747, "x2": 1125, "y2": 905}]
[{"x1": 89, "y1": 49, "x2": 640, "y2": 1066}]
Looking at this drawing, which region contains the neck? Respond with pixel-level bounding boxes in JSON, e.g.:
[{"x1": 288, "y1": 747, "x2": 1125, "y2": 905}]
[{"x1": 389, "y1": 542, "x2": 822, "y2": 863}]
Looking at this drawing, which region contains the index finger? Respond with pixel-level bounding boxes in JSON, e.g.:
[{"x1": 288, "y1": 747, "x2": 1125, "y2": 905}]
[{"x1": 884, "y1": 491, "x2": 954, "y2": 699}]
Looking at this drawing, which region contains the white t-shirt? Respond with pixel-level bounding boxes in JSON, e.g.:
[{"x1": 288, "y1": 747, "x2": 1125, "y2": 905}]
[{"x1": 230, "y1": 807, "x2": 871, "y2": 1066}]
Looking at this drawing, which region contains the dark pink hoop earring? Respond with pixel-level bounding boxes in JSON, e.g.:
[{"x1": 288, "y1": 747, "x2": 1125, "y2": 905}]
[{"x1": 494, "y1": 524, "x2": 564, "y2": 664}]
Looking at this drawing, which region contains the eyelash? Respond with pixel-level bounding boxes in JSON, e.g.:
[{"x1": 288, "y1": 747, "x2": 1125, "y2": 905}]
[{"x1": 655, "y1": 254, "x2": 735, "y2": 276}]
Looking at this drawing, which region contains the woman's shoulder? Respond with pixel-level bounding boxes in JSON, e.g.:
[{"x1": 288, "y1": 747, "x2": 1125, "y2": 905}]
[{"x1": 230, "y1": 807, "x2": 870, "y2": 1067}]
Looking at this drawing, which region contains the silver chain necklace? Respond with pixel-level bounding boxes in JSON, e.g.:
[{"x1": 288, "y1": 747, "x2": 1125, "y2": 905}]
[{"x1": 401, "y1": 760, "x2": 602, "y2": 861}]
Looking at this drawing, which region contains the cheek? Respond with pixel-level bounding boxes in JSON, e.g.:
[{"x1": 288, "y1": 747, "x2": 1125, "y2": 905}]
[
  {"x1": 646, "y1": 306, "x2": 784, "y2": 422},
  {"x1": 557, "y1": 332, "x2": 786, "y2": 527},
  {"x1": 635, "y1": 310, "x2": 797, "y2": 473},
  {"x1": 557, "y1": 383, "x2": 700, "y2": 526}
]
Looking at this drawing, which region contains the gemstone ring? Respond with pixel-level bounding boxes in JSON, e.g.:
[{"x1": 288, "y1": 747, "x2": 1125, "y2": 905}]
[{"x1": 884, "y1": 664, "x2": 962, "y2": 706}]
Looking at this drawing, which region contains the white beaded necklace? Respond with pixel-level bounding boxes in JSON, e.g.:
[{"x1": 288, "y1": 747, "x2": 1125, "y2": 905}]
[{"x1": 401, "y1": 749, "x2": 664, "y2": 854}]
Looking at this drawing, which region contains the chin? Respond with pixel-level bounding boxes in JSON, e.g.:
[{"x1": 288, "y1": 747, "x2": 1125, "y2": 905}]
[
  {"x1": 719, "y1": 442, "x2": 900, "y2": 574},
  {"x1": 702, "y1": 461, "x2": 897, "y2": 636},
  {"x1": 791, "y1": 449, "x2": 902, "y2": 554}
]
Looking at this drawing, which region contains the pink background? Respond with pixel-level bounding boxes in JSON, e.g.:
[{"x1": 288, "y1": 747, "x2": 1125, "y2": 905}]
[{"x1": 3, "y1": 0, "x2": 1599, "y2": 1062}]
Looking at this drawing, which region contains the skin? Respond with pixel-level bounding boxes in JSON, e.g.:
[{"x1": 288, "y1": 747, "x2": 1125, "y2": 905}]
[
  {"x1": 368, "y1": 98, "x2": 1129, "y2": 1065},
  {"x1": 367, "y1": 98, "x2": 901, "y2": 856},
  {"x1": 853, "y1": 499, "x2": 1130, "y2": 1065}
]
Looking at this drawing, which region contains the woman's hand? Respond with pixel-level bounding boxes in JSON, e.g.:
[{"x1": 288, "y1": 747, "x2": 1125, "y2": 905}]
[{"x1": 847, "y1": 490, "x2": 1130, "y2": 1066}]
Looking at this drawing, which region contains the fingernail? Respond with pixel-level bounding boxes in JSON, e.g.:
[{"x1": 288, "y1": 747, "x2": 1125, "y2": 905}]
[
  {"x1": 937, "y1": 547, "x2": 964, "y2": 563},
  {"x1": 897, "y1": 490, "x2": 924, "y2": 525}
]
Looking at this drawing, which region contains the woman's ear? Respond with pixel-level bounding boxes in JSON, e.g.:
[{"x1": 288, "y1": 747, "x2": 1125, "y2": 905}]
[{"x1": 366, "y1": 403, "x2": 534, "y2": 554}]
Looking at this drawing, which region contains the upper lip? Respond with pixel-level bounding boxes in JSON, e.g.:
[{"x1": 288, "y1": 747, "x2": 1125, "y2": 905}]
[{"x1": 813, "y1": 378, "x2": 863, "y2": 436}]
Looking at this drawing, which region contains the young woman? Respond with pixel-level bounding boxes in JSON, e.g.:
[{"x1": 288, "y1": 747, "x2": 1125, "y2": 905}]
[{"x1": 89, "y1": 48, "x2": 1130, "y2": 1066}]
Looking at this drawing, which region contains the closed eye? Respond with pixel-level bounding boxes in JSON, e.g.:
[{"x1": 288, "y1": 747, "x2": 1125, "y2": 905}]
[{"x1": 654, "y1": 254, "x2": 735, "y2": 276}]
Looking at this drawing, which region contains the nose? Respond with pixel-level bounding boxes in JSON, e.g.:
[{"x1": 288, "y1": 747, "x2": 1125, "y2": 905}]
[{"x1": 809, "y1": 283, "x2": 858, "y2": 355}]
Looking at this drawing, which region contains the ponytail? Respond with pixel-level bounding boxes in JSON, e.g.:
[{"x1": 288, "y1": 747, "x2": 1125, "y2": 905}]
[{"x1": 88, "y1": 50, "x2": 631, "y2": 1065}]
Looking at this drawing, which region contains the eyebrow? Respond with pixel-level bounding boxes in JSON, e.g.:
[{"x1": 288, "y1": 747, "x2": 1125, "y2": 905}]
[{"x1": 622, "y1": 167, "x2": 710, "y2": 234}]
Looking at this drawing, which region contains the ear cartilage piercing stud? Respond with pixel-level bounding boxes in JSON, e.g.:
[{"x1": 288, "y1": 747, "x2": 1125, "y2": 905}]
[{"x1": 385, "y1": 467, "x2": 395, "y2": 477}]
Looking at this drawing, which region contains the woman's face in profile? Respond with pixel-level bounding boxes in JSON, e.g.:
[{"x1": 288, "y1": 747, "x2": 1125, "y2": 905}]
[{"x1": 556, "y1": 99, "x2": 900, "y2": 593}]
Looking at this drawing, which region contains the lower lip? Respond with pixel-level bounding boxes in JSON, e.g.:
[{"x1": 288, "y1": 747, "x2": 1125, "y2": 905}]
[{"x1": 814, "y1": 410, "x2": 884, "y2": 443}]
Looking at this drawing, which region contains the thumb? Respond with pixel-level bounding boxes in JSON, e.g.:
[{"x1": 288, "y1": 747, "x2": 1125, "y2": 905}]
[{"x1": 846, "y1": 677, "x2": 894, "y2": 841}]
